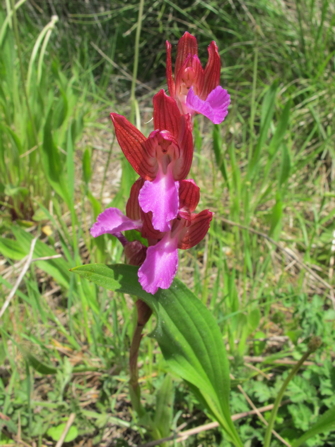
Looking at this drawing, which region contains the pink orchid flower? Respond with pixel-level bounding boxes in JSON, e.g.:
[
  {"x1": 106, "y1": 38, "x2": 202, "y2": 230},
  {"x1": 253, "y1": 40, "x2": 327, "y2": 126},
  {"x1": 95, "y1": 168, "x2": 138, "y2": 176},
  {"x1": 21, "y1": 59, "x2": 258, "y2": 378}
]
[
  {"x1": 138, "y1": 208, "x2": 213, "y2": 294},
  {"x1": 90, "y1": 178, "x2": 213, "y2": 295},
  {"x1": 110, "y1": 90, "x2": 193, "y2": 233},
  {"x1": 166, "y1": 32, "x2": 230, "y2": 124}
]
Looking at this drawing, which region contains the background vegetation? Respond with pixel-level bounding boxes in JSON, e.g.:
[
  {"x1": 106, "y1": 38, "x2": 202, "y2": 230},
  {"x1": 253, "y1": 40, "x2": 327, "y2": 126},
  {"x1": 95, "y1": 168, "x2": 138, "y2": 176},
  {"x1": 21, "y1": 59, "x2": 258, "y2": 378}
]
[{"x1": 0, "y1": 0, "x2": 334, "y2": 445}]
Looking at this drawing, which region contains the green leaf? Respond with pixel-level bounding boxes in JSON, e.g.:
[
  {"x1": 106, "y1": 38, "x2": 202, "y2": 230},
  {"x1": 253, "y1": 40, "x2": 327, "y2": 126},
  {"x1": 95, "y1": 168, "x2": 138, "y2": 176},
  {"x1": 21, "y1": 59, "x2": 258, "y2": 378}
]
[
  {"x1": 12, "y1": 226, "x2": 71, "y2": 288},
  {"x1": 87, "y1": 191, "x2": 102, "y2": 219},
  {"x1": 279, "y1": 144, "x2": 291, "y2": 187},
  {"x1": 82, "y1": 148, "x2": 92, "y2": 185},
  {"x1": 4, "y1": 185, "x2": 29, "y2": 198},
  {"x1": 288, "y1": 403, "x2": 313, "y2": 431},
  {"x1": 268, "y1": 100, "x2": 291, "y2": 157},
  {"x1": 253, "y1": 381, "x2": 275, "y2": 403},
  {"x1": 66, "y1": 123, "x2": 75, "y2": 205},
  {"x1": 0, "y1": 433, "x2": 15, "y2": 444},
  {"x1": 41, "y1": 110, "x2": 70, "y2": 206},
  {"x1": 0, "y1": 419, "x2": 17, "y2": 435},
  {"x1": 248, "y1": 308, "x2": 261, "y2": 332},
  {"x1": 71, "y1": 263, "x2": 242, "y2": 447},
  {"x1": 253, "y1": 331, "x2": 266, "y2": 355},
  {"x1": 47, "y1": 423, "x2": 78, "y2": 443},
  {"x1": 152, "y1": 374, "x2": 174, "y2": 439},
  {"x1": 23, "y1": 352, "x2": 57, "y2": 375},
  {"x1": 287, "y1": 376, "x2": 315, "y2": 403},
  {"x1": 53, "y1": 90, "x2": 68, "y2": 129},
  {"x1": 0, "y1": 237, "x2": 27, "y2": 260},
  {"x1": 291, "y1": 406, "x2": 335, "y2": 447},
  {"x1": 248, "y1": 82, "x2": 277, "y2": 178},
  {"x1": 330, "y1": 367, "x2": 335, "y2": 392},
  {"x1": 269, "y1": 195, "x2": 283, "y2": 238}
]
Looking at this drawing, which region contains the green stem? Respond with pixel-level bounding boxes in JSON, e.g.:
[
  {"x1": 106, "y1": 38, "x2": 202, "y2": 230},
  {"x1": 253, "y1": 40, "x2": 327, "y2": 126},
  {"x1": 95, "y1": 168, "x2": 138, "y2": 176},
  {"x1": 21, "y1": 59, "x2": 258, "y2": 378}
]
[
  {"x1": 263, "y1": 337, "x2": 322, "y2": 447},
  {"x1": 130, "y1": 0, "x2": 145, "y2": 125}
]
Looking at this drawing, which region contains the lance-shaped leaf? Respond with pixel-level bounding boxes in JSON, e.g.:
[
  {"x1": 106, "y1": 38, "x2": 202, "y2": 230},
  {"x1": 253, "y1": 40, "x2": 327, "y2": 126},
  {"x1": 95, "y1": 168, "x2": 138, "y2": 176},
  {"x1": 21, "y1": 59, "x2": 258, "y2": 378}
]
[{"x1": 71, "y1": 263, "x2": 243, "y2": 447}]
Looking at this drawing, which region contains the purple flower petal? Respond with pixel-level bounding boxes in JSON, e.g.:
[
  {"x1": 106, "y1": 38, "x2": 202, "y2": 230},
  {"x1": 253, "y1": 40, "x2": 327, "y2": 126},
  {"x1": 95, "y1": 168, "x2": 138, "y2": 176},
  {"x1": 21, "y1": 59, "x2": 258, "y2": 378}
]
[
  {"x1": 186, "y1": 86, "x2": 230, "y2": 124},
  {"x1": 138, "y1": 235, "x2": 179, "y2": 294},
  {"x1": 90, "y1": 208, "x2": 142, "y2": 237},
  {"x1": 139, "y1": 166, "x2": 179, "y2": 232}
]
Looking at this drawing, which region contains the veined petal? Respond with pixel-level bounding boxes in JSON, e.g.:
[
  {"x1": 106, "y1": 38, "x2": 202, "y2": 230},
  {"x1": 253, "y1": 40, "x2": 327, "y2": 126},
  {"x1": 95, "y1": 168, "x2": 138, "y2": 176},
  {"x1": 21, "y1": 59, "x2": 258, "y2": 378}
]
[
  {"x1": 143, "y1": 129, "x2": 180, "y2": 167},
  {"x1": 201, "y1": 41, "x2": 221, "y2": 98},
  {"x1": 172, "y1": 113, "x2": 193, "y2": 180},
  {"x1": 141, "y1": 211, "x2": 164, "y2": 241},
  {"x1": 165, "y1": 41, "x2": 175, "y2": 97},
  {"x1": 175, "y1": 32, "x2": 198, "y2": 77},
  {"x1": 125, "y1": 178, "x2": 164, "y2": 242},
  {"x1": 90, "y1": 208, "x2": 142, "y2": 238},
  {"x1": 139, "y1": 166, "x2": 179, "y2": 232},
  {"x1": 175, "y1": 55, "x2": 204, "y2": 111},
  {"x1": 153, "y1": 90, "x2": 181, "y2": 137},
  {"x1": 153, "y1": 94, "x2": 193, "y2": 179},
  {"x1": 124, "y1": 241, "x2": 147, "y2": 267},
  {"x1": 126, "y1": 178, "x2": 144, "y2": 221},
  {"x1": 179, "y1": 179, "x2": 200, "y2": 212},
  {"x1": 138, "y1": 235, "x2": 179, "y2": 294},
  {"x1": 186, "y1": 86, "x2": 230, "y2": 124},
  {"x1": 178, "y1": 209, "x2": 213, "y2": 249},
  {"x1": 110, "y1": 113, "x2": 157, "y2": 180}
]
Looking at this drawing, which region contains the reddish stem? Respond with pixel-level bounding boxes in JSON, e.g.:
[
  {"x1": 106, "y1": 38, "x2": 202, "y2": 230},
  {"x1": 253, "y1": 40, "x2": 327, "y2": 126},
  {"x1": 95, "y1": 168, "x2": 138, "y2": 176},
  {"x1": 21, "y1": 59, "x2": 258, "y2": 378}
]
[{"x1": 129, "y1": 299, "x2": 152, "y2": 416}]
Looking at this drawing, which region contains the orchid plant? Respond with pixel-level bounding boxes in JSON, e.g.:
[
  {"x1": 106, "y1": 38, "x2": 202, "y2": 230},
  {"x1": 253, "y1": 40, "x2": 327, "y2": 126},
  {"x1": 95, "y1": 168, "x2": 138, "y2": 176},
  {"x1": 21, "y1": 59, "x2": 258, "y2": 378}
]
[
  {"x1": 72, "y1": 31, "x2": 244, "y2": 445},
  {"x1": 71, "y1": 32, "x2": 330, "y2": 447}
]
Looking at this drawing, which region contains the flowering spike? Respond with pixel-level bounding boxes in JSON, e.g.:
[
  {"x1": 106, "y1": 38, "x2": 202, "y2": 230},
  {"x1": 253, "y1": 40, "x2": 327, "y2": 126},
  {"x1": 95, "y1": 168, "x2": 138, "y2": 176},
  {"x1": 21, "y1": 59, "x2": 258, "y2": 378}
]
[
  {"x1": 165, "y1": 33, "x2": 230, "y2": 123},
  {"x1": 89, "y1": 32, "x2": 227, "y2": 294}
]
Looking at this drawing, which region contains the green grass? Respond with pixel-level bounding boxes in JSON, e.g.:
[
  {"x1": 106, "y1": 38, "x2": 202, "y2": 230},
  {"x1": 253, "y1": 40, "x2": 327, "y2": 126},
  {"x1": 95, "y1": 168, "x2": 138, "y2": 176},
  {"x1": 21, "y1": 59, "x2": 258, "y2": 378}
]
[{"x1": 0, "y1": 0, "x2": 335, "y2": 446}]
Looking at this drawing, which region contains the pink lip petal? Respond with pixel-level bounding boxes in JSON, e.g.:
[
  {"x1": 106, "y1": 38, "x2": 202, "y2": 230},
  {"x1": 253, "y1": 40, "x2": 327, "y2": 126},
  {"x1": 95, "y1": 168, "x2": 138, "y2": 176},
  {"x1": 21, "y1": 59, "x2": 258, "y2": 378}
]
[
  {"x1": 186, "y1": 86, "x2": 230, "y2": 124},
  {"x1": 139, "y1": 167, "x2": 180, "y2": 232},
  {"x1": 138, "y1": 235, "x2": 179, "y2": 294},
  {"x1": 90, "y1": 208, "x2": 142, "y2": 238}
]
